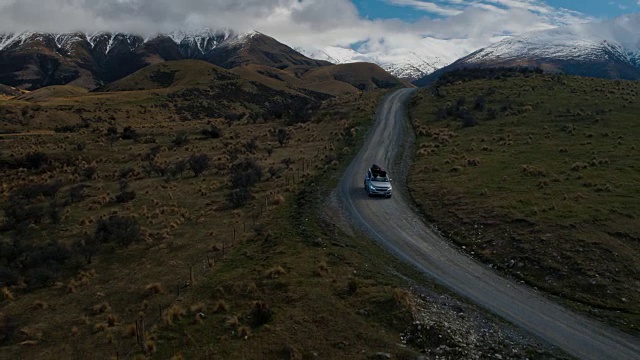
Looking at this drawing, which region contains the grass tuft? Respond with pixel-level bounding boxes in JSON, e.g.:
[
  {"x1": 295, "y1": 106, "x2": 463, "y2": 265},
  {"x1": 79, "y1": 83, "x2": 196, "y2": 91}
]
[
  {"x1": 164, "y1": 304, "x2": 186, "y2": 325},
  {"x1": 212, "y1": 300, "x2": 229, "y2": 313},
  {"x1": 92, "y1": 302, "x2": 111, "y2": 315},
  {"x1": 145, "y1": 282, "x2": 163, "y2": 295},
  {"x1": 2, "y1": 287, "x2": 15, "y2": 300},
  {"x1": 265, "y1": 266, "x2": 286, "y2": 279}
]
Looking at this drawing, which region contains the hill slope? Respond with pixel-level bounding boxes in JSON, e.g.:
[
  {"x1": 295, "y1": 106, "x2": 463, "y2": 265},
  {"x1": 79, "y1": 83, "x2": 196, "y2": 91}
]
[{"x1": 409, "y1": 70, "x2": 640, "y2": 332}]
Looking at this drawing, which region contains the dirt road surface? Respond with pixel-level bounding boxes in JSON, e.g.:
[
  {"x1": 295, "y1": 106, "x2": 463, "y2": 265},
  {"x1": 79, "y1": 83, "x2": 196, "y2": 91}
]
[{"x1": 336, "y1": 88, "x2": 640, "y2": 360}]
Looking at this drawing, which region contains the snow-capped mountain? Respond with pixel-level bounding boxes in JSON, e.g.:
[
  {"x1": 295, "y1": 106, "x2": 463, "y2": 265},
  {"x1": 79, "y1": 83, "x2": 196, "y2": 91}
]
[
  {"x1": 416, "y1": 13, "x2": 640, "y2": 85},
  {"x1": 297, "y1": 38, "x2": 464, "y2": 82},
  {"x1": 0, "y1": 30, "x2": 327, "y2": 90}
]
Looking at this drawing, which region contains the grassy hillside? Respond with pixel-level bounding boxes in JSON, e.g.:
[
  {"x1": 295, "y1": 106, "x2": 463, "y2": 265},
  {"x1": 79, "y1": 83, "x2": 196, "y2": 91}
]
[
  {"x1": 0, "y1": 87, "x2": 420, "y2": 359},
  {"x1": 97, "y1": 60, "x2": 238, "y2": 92},
  {"x1": 0, "y1": 70, "x2": 572, "y2": 358},
  {"x1": 0, "y1": 84, "x2": 26, "y2": 101},
  {"x1": 14, "y1": 85, "x2": 89, "y2": 102},
  {"x1": 302, "y1": 62, "x2": 412, "y2": 92},
  {"x1": 408, "y1": 71, "x2": 640, "y2": 332}
]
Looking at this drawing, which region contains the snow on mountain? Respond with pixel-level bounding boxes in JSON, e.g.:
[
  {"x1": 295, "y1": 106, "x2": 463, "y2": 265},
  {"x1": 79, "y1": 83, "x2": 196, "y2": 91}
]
[
  {"x1": 461, "y1": 13, "x2": 640, "y2": 66},
  {"x1": 297, "y1": 37, "x2": 472, "y2": 81},
  {"x1": 0, "y1": 29, "x2": 257, "y2": 55}
]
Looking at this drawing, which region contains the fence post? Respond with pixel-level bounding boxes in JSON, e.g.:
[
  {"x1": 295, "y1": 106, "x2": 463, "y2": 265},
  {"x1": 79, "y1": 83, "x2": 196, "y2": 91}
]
[
  {"x1": 141, "y1": 318, "x2": 146, "y2": 345},
  {"x1": 135, "y1": 320, "x2": 140, "y2": 347}
]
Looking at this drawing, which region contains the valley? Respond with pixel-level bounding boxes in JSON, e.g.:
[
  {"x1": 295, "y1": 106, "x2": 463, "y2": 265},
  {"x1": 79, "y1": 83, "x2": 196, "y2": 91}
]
[{"x1": 1, "y1": 8, "x2": 640, "y2": 359}]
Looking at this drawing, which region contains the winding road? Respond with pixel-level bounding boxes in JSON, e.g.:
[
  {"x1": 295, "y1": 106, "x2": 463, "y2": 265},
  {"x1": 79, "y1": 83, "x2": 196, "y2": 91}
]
[{"x1": 337, "y1": 88, "x2": 640, "y2": 359}]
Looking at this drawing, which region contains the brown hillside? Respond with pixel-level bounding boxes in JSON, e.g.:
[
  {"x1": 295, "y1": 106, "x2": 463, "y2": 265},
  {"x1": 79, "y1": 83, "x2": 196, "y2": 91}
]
[
  {"x1": 0, "y1": 84, "x2": 25, "y2": 99},
  {"x1": 96, "y1": 60, "x2": 239, "y2": 92},
  {"x1": 205, "y1": 32, "x2": 331, "y2": 71},
  {"x1": 14, "y1": 85, "x2": 88, "y2": 102},
  {"x1": 302, "y1": 62, "x2": 412, "y2": 91}
]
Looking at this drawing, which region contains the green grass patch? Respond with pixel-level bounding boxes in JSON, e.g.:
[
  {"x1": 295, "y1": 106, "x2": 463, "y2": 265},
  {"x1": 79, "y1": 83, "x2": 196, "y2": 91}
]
[{"x1": 409, "y1": 72, "x2": 640, "y2": 332}]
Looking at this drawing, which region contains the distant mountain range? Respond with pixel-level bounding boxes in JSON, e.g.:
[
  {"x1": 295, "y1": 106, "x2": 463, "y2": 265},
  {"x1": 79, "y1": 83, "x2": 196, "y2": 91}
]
[
  {"x1": 415, "y1": 13, "x2": 640, "y2": 86},
  {"x1": 0, "y1": 30, "x2": 332, "y2": 90},
  {"x1": 1, "y1": 13, "x2": 639, "y2": 91},
  {"x1": 297, "y1": 45, "x2": 451, "y2": 82}
]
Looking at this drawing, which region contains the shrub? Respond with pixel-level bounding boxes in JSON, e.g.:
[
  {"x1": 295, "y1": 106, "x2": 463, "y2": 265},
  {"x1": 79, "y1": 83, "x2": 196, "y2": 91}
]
[
  {"x1": 474, "y1": 96, "x2": 487, "y2": 110},
  {"x1": 115, "y1": 191, "x2": 136, "y2": 204},
  {"x1": 121, "y1": 126, "x2": 139, "y2": 141},
  {"x1": 188, "y1": 153, "x2": 211, "y2": 176},
  {"x1": 73, "y1": 235, "x2": 101, "y2": 264},
  {"x1": 243, "y1": 137, "x2": 259, "y2": 154},
  {"x1": 13, "y1": 181, "x2": 62, "y2": 200},
  {"x1": 273, "y1": 128, "x2": 291, "y2": 147},
  {"x1": 168, "y1": 159, "x2": 188, "y2": 178},
  {"x1": 201, "y1": 125, "x2": 222, "y2": 139},
  {"x1": 22, "y1": 241, "x2": 71, "y2": 288},
  {"x1": 281, "y1": 157, "x2": 294, "y2": 169},
  {"x1": 460, "y1": 112, "x2": 478, "y2": 128},
  {"x1": 0, "y1": 313, "x2": 16, "y2": 345},
  {"x1": 22, "y1": 152, "x2": 49, "y2": 170},
  {"x1": 119, "y1": 167, "x2": 136, "y2": 179},
  {"x1": 486, "y1": 107, "x2": 498, "y2": 120},
  {"x1": 143, "y1": 145, "x2": 163, "y2": 161},
  {"x1": 3, "y1": 198, "x2": 46, "y2": 228},
  {"x1": 227, "y1": 188, "x2": 252, "y2": 208},
  {"x1": 230, "y1": 158, "x2": 263, "y2": 189},
  {"x1": 0, "y1": 266, "x2": 19, "y2": 288},
  {"x1": 172, "y1": 132, "x2": 189, "y2": 148},
  {"x1": 250, "y1": 301, "x2": 272, "y2": 327},
  {"x1": 106, "y1": 126, "x2": 118, "y2": 136},
  {"x1": 68, "y1": 184, "x2": 89, "y2": 204},
  {"x1": 94, "y1": 216, "x2": 141, "y2": 246},
  {"x1": 81, "y1": 165, "x2": 97, "y2": 180}
]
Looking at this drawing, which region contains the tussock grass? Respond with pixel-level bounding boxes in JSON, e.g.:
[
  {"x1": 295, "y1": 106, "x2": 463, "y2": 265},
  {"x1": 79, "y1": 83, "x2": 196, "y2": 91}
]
[
  {"x1": 265, "y1": 266, "x2": 286, "y2": 279},
  {"x1": 164, "y1": 304, "x2": 186, "y2": 325},
  {"x1": 0, "y1": 85, "x2": 421, "y2": 358},
  {"x1": 92, "y1": 302, "x2": 111, "y2": 315},
  {"x1": 144, "y1": 282, "x2": 163, "y2": 295},
  {"x1": 212, "y1": 300, "x2": 229, "y2": 313}
]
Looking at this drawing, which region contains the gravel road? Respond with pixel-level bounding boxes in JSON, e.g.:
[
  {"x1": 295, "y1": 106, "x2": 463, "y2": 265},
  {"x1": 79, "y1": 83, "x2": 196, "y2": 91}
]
[{"x1": 336, "y1": 88, "x2": 640, "y2": 360}]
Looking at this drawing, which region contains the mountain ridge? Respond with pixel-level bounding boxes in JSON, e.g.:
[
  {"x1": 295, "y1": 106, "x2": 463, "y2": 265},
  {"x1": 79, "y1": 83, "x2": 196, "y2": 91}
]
[
  {"x1": 415, "y1": 13, "x2": 640, "y2": 86},
  {"x1": 0, "y1": 30, "x2": 333, "y2": 90}
]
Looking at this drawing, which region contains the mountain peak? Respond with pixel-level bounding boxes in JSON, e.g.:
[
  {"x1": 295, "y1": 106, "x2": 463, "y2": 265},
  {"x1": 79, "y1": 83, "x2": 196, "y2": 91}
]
[{"x1": 415, "y1": 12, "x2": 640, "y2": 85}]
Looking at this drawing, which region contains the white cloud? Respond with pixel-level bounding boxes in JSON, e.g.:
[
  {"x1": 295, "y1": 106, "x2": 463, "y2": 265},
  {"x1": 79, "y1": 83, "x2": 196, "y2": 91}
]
[
  {"x1": 0, "y1": 0, "x2": 599, "y2": 66},
  {"x1": 385, "y1": 0, "x2": 462, "y2": 16}
]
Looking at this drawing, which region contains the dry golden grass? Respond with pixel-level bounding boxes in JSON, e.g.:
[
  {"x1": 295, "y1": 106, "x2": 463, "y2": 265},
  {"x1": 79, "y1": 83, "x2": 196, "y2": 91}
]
[
  {"x1": 144, "y1": 282, "x2": 163, "y2": 295},
  {"x1": 33, "y1": 301, "x2": 48, "y2": 310},
  {"x1": 164, "y1": 304, "x2": 186, "y2": 325},
  {"x1": 123, "y1": 323, "x2": 137, "y2": 338},
  {"x1": 0, "y1": 85, "x2": 400, "y2": 358},
  {"x1": 189, "y1": 302, "x2": 206, "y2": 313},
  {"x1": 2, "y1": 287, "x2": 15, "y2": 300},
  {"x1": 211, "y1": 300, "x2": 229, "y2": 313},
  {"x1": 92, "y1": 302, "x2": 111, "y2": 315},
  {"x1": 237, "y1": 325, "x2": 251, "y2": 339},
  {"x1": 265, "y1": 266, "x2": 286, "y2": 279}
]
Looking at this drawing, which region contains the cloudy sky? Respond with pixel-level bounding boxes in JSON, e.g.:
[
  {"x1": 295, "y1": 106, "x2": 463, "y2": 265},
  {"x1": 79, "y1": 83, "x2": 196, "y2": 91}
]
[{"x1": 0, "y1": 0, "x2": 638, "y2": 59}]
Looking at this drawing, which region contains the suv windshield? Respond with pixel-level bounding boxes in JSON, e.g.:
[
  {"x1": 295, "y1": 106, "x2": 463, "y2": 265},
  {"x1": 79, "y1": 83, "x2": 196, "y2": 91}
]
[{"x1": 372, "y1": 176, "x2": 389, "y2": 182}]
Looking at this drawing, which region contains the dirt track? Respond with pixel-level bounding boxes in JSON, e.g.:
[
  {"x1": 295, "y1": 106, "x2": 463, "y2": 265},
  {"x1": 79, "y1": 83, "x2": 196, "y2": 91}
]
[{"x1": 336, "y1": 88, "x2": 640, "y2": 360}]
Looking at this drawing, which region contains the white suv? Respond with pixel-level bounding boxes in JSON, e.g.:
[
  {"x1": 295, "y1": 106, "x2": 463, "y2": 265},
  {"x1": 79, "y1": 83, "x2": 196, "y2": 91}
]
[{"x1": 364, "y1": 165, "x2": 392, "y2": 198}]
